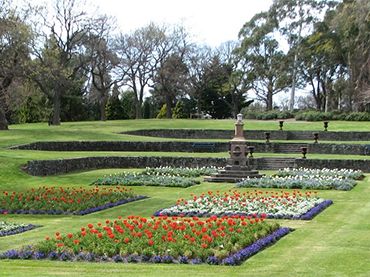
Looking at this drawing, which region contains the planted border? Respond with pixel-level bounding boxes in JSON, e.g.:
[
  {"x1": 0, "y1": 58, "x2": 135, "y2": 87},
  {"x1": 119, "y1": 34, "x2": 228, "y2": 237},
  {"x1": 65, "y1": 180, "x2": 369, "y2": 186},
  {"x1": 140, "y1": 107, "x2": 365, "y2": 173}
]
[
  {"x1": 236, "y1": 175, "x2": 357, "y2": 191},
  {"x1": 0, "y1": 187, "x2": 147, "y2": 216},
  {"x1": 92, "y1": 173, "x2": 199, "y2": 188},
  {"x1": 154, "y1": 190, "x2": 333, "y2": 220},
  {"x1": 0, "y1": 222, "x2": 40, "y2": 237},
  {"x1": 0, "y1": 216, "x2": 291, "y2": 266}
]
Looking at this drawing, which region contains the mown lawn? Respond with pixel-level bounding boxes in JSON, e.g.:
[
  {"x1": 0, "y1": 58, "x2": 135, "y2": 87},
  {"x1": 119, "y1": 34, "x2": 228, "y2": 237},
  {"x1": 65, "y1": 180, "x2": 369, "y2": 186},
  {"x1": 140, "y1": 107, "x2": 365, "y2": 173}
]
[{"x1": 0, "y1": 119, "x2": 369, "y2": 276}]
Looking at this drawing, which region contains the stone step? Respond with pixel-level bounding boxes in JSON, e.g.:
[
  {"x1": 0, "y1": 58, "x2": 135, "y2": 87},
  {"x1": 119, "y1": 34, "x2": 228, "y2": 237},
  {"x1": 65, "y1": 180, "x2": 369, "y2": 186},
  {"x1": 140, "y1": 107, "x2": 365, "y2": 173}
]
[
  {"x1": 204, "y1": 175, "x2": 264, "y2": 183},
  {"x1": 216, "y1": 170, "x2": 260, "y2": 176},
  {"x1": 256, "y1": 158, "x2": 296, "y2": 170},
  {"x1": 275, "y1": 144, "x2": 307, "y2": 153}
]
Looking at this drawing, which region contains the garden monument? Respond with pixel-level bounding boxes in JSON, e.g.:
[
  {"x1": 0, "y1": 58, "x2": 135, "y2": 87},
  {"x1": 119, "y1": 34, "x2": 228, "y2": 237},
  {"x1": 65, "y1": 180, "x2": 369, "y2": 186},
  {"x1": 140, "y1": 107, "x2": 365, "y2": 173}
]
[{"x1": 204, "y1": 114, "x2": 263, "y2": 182}]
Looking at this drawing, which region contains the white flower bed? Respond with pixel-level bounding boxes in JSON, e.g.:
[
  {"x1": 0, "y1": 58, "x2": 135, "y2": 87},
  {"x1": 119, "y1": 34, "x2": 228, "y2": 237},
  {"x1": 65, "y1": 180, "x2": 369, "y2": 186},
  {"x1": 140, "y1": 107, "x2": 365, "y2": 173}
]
[
  {"x1": 155, "y1": 190, "x2": 332, "y2": 220},
  {"x1": 275, "y1": 168, "x2": 363, "y2": 180}
]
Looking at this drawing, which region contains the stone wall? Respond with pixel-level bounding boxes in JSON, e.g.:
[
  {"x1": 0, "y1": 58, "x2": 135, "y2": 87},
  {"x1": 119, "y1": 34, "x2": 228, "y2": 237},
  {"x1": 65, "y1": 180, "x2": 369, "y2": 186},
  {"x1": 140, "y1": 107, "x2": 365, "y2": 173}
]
[
  {"x1": 12, "y1": 141, "x2": 370, "y2": 155},
  {"x1": 24, "y1": 156, "x2": 370, "y2": 176},
  {"x1": 123, "y1": 129, "x2": 370, "y2": 141},
  {"x1": 296, "y1": 158, "x2": 370, "y2": 172},
  {"x1": 25, "y1": 156, "x2": 228, "y2": 176}
]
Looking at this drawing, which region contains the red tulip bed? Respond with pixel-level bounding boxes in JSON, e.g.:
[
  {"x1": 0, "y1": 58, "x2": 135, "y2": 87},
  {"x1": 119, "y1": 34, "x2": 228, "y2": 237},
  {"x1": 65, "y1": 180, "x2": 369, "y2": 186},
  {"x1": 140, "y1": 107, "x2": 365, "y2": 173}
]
[
  {"x1": 0, "y1": 215, "x2": 291, "y2": 265},
  {"x1": 154, "y1": 190, "x2": 333, "y2": 220},
  {"x1": 0, "y1": 186, "x2": 147, "y2": 215}
]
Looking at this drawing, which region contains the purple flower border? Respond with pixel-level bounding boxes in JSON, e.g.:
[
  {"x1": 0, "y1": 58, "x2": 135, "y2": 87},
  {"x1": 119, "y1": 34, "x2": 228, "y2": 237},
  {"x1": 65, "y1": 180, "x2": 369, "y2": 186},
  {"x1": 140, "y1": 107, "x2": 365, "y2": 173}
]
[
  {"x1": 0, "y1": 195, "x2": 148, "y2": 216},
  {"x1": 0, "y1": 224, "x2": 40, "y2": 237},
  {"x1": 153, "y1": 199, "x2": 333, "y2": 220},
  {"x1": 0, "y1": 227, "x2": 292, "y2": 266}
]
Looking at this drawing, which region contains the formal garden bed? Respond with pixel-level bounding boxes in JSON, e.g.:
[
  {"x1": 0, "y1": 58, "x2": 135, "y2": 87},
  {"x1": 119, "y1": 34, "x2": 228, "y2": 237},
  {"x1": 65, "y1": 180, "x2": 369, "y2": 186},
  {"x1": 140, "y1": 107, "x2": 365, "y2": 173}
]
[
  {"x1": 0, "y1": 187, "x2": 147, "y2": 215},
  {"x1": 274, "y1": 167, "x2": 364, "y2": 179},
  {"x1": 0, "y1": 221, "x2": 40, "y2": 237},
  {"x1": 92, "y1": 167, "x2": 219, "y2": 188},
  {"x1": 0, "y1": 215, "x2": 291, "y2": 265},
  {"x1": 154, "y1": 190, "x2": 332, "y2": 220},
  {"x1": 236, "y1": 168, "x2": 363, "y2": 191}
]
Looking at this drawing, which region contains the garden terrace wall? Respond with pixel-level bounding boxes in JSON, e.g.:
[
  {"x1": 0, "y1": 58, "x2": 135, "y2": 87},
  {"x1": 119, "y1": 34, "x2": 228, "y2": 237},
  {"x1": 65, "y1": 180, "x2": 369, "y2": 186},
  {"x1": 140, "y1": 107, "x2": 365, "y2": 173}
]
[
  {"x1": 123, "y1": 129, "x2": 370, "y2": 141},
  {"x1": 12, "y1": 141, "x2": 369, "y2": 155},
  {"x1": 25, "y1": 156, "x2": 228, "y2": 176},
  {"x1": 296, "y1": 158, "x2": 370, "y2": 173},
  {"x1": 24, "y1": 156, "x2": 370, "y2": 176},
  {"x1": 11, "y1": 141, "x2": 226, "y2": 152}
]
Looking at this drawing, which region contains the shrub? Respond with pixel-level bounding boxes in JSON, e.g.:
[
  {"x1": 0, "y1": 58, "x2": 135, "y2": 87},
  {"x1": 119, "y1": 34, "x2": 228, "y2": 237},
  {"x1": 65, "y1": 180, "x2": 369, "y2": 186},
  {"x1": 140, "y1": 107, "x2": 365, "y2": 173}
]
[{"x1": 243, "y1": 110, "x2": 294, "y2": 120}]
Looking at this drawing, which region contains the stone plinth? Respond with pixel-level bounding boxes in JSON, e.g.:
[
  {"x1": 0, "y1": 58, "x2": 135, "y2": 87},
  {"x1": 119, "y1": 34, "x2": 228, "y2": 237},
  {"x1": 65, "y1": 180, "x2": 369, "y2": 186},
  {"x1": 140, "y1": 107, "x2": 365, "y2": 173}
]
[{"x1": 204, "y1": 114, "x2": 263, "y2": 183}]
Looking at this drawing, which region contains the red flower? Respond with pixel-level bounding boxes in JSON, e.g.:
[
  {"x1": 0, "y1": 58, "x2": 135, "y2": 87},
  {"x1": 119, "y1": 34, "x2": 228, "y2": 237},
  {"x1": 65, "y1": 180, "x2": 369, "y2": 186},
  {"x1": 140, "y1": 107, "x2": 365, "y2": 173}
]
[
  {"x1": 201, "y1": 243, "x2": 208, "y2": 248},
  {"x1": 67, "y1": 233, "x2": 73, "y2": 239},
  {"x1": 87, "y1": 224, "x2": 93, "y2": 229},
  {"x1": 124, "y1": 237, "x2": 130, "y2": 243},
  {"x1": 55, "y1": 232, "x2": 60, "y2": 237},
  {"x1": 56, "y1": 243, "x2": 64, "y2": 247},
  {"x1": 97, "y1": 233, "x2": 103, "y2": 239},
  {"x1": 73, "y1": 240, "x2": 79, "y2": 245},
  {"x1": 148, "y1": 239, "x2": 154, "y2": 246},
  {"x1": 109, "y1": 234, "x2": 115, "y2": 239}
]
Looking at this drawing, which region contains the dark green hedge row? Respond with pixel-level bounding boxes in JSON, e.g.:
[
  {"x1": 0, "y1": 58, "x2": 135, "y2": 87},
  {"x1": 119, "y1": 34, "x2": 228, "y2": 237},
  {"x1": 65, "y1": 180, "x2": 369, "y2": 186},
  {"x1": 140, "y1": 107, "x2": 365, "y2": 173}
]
[{"x1": 243, "y1": 111, "x2": 370, "y2": 121}]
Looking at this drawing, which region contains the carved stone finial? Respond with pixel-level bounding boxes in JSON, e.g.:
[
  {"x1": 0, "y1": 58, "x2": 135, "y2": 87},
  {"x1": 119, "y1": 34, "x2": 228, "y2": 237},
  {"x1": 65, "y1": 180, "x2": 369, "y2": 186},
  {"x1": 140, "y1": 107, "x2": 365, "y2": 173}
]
[{"x1": 236, "y1": 113, "x2": 243, "y2": 123}]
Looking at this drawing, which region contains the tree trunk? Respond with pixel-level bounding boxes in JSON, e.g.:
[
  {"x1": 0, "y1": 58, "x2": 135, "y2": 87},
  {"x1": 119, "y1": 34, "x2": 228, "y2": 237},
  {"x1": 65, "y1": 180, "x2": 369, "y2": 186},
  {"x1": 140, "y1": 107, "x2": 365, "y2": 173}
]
[
  {"x1": 52, "y1": 90, "x2": 61, "y2": 125},
  {"x1": 0, "y1": 107, "x2": 8, "y2": 130},
  {"x1": 267, "y1": 89, "x2": 273, "y2": 110},
  {"x1": 99, "y1": 91, "x2": 108, "y2": 121},
  {"x1": 165, "y1": 94, "x2": 172, "y2": 118},
  {"x1": 135, "y1": 101, "x2": 142, "y2": 119}
]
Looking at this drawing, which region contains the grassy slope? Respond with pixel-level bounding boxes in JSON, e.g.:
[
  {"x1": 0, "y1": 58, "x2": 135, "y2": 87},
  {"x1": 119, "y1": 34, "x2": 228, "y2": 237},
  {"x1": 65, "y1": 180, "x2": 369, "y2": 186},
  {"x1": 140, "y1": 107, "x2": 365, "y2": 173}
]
[{"x1": 0, "y1": 119, "x2": 370, "y2": 276}]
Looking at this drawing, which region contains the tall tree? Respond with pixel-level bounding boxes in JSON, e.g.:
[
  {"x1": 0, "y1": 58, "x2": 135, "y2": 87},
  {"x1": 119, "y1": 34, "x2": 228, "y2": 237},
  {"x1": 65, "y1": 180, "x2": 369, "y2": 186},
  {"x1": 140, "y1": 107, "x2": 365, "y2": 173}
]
[
  {"x1": 297, "y1": 21, "x2": 343, "y2": 111},
  {"x1": 86, "y1": 16, "x2": 119, "y2": 121},
  {"x1": 238, "y1": 12, "x2": 290, "y2": 110},
  {"x1": 271, "y1": 0, "x2": 338, "y2": 110},
  {"x1": 31, "y1": 0, "x2": 92, "y2": 125},
  {"x1": 328, "y1": 0, "x2": 370, "y2": 111},
  {"x1": 187, "y1": 45, "x2": 213, "y2": 116},
  {"x1": 0, "y1": 0, "x2": 31, "y2": 130},
  {"x1": 115, "y1": 23, "x2": 181, "y2": 118},
  {"x1": 153, "y1": 53, "x2": 189, "y2": 118},
  {"x1": 217, "y1": 41, "x2": 252, "y2": 118}
]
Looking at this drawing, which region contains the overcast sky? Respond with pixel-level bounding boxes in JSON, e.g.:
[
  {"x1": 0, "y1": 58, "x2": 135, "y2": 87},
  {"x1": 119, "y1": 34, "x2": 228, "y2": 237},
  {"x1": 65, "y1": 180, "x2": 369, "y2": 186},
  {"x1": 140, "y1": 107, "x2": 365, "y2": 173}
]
[{"x1": 94, "y1": 0, "x2": 273, "y2": 47}]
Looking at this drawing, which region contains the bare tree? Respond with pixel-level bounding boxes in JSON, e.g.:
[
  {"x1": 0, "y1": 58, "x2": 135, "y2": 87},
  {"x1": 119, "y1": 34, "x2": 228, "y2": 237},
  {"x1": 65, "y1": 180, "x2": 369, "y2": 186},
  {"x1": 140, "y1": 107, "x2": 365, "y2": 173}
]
[
  {"x1": 186, "y1": 45, "x2": 213, "y2": 115},
  {"x1": 30, "y1": 0, "x2": 92, "y2": 125},
  {"x1": 86, "y1": 15, "x2": 120, "y2": 121},
  {"x1": 115, "y1": 23, "x2": 181, "y2": 118}
]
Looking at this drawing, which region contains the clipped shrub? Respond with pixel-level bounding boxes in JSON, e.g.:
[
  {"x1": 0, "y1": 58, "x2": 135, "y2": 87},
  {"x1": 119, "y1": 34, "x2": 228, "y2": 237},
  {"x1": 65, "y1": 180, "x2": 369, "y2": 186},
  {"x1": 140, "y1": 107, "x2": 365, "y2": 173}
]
[
  {"x1": 243, "y1": 110, "x2": 294, "y2": 120},
  {"x1": 345, "y1": 112, "x2": 370, "y2": 121},
  {"x1": 295, "y1": 111, "x2": 370, "y2": 121}
]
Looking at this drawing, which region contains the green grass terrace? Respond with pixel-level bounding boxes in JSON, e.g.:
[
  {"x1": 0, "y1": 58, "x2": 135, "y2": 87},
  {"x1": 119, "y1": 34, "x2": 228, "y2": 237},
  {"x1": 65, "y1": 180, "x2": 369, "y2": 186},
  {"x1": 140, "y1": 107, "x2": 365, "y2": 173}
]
[{"x1": 0, "y1": 119, "x2": 369, "y2": 276}]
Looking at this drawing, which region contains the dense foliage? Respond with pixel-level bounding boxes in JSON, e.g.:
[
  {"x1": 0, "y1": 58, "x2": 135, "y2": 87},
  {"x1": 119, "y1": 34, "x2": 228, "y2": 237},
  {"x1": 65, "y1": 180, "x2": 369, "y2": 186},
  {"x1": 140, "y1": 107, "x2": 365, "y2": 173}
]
[{"x1": 1, "y1": 0, "x2": 369, "y2": 130}]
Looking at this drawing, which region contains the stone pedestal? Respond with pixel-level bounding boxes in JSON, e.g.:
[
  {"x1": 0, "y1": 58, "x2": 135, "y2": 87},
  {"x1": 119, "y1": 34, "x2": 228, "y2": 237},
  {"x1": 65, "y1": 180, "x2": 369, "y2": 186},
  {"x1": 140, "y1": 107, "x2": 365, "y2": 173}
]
[{"x1": 204, "y1": 114, "x2": 263, "y2": 183}]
